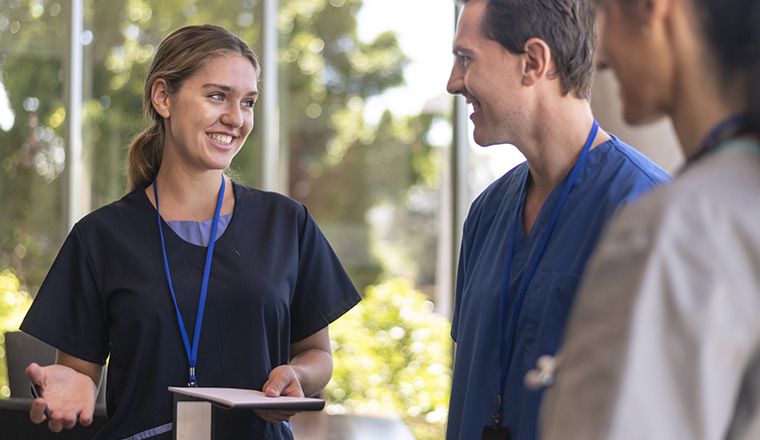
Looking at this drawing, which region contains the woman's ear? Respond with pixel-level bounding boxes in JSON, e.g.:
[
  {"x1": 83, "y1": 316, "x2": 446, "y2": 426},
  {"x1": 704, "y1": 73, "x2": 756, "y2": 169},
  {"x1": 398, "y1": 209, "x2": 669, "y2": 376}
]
[
  {"x1": 150, "y1": 79, "x2": 171, "y2": 119},
  {"x1": 521, "y1": 37, "x2": 551, "y2": 87}
]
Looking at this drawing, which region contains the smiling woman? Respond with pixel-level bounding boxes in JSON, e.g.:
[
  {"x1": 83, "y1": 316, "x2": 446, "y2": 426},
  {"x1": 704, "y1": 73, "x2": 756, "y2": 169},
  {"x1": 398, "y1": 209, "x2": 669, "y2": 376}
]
[
  {"x1": 18, "y1": 24, "x2": 361, "y2": 440},
  {"x1": 147, "y1": 53, "x2": 259, "y2": 213},
  {"x1": 126, "y1": 25, "x2": 260, "y2": 193}
]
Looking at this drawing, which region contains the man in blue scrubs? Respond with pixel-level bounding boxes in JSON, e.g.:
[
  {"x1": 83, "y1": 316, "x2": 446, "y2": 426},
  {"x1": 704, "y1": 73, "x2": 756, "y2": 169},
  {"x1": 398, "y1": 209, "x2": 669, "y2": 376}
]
[{"x1": 445, "y1": 1, "x2": 669, "y2": 439}]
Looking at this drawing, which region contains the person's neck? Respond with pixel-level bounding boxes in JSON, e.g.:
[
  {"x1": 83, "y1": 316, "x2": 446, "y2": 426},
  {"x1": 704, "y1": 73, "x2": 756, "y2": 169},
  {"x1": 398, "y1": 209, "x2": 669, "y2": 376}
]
[
  {"x1": 667, "y1": 9, "x2": 748, "y2": 160},
  {"x1": 519, "y1": 99, "x2": 607, "y2": 199},
  {"x1": 671, "y1": 79, "x2": 747, "y2": 160},
  {"x1": 150, "y1": 163, "x2": 230, "y2": 222},
  {"x1": 517, "y1": 98, "x2": 607, "y2": 234}
]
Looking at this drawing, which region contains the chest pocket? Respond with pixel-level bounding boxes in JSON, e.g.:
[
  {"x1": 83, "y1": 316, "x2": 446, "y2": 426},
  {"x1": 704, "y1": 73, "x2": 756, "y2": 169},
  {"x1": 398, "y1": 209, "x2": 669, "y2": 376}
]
[{"x1": 518, "y1": 272, "x2": 581, "y2": 373}]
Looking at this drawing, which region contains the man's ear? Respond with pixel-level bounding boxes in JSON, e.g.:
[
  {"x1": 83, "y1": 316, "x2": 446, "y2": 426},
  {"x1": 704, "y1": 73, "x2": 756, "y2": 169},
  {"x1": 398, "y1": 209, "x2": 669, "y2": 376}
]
[
  {"x1": 150, "y1": 78, "x2": 171, "y2": 119},
  {"x1": 521, "y1": 37, "x2": 551, "y2": 87}
]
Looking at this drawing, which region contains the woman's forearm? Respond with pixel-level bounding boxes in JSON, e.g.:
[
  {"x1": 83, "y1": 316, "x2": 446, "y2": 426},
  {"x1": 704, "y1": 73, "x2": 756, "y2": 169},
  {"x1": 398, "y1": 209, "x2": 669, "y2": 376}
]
[
  {"x1": 290, "y1": 347, "x2": 333, "y2": 397},
  {"x1": 289, "y1": 327, "x2": 332, "y2": 397},
  {"x1": 56, "y1": 350, "x2": 102, "y2": 391}
]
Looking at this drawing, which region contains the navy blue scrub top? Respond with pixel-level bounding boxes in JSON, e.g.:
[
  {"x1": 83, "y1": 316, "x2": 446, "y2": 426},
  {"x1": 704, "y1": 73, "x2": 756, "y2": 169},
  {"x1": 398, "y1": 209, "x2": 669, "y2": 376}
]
[
  {"x1": 446, "y1": 137, "x2": 669, "y2": 440},
  {"x1": 21, "y1": 181, "x2": 361, "y2": 440}
]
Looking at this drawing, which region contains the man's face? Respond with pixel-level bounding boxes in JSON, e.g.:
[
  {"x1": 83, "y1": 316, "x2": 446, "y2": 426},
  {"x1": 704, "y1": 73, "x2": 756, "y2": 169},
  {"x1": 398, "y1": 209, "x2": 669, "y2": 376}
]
[{"x1": 447, "y1": 0, "x2": 526, "y2": 146}]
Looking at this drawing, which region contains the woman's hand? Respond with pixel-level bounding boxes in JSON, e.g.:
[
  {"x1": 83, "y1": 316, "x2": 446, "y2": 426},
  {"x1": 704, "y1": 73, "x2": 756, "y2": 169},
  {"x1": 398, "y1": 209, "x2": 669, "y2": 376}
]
[
  {"x1": 26, "y1": 362, "x2": 98, "y2": 432},
  {"x1": 254, "y1": 365, "x2": 304, "y2": 423},
  {"x1": 255, "y1": 327, "x2": 333, "y2": 424}
]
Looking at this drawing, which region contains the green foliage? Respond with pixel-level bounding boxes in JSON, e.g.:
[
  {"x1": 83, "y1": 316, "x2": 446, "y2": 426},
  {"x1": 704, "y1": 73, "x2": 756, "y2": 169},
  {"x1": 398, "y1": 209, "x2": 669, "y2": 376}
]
[
  {"x1": 0, "y1": 0, "x2": 438, "y2": 295},
  {"x1": 0, "y1": 269, "x2": 33, "y2": 398},
  {"x1": 328, "y1": 278, "x2": 452, "y2": 440}
]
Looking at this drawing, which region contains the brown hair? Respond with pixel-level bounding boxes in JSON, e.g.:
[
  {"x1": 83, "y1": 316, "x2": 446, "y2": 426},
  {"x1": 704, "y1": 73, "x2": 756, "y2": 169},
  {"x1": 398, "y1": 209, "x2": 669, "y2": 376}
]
[
  {"x1": 461, "y1": 0, "x2": 597, "y2": 99},
  {"x1": 127, "y1": 24, "x2": 260, "y2": 190}
]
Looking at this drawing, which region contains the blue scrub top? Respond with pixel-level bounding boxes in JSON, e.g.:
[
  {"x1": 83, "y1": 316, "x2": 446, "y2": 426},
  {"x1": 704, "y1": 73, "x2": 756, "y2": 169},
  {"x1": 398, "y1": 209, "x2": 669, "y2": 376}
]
[{"x1": 447, "y1": 137, "x2": 669, "y2": 440}]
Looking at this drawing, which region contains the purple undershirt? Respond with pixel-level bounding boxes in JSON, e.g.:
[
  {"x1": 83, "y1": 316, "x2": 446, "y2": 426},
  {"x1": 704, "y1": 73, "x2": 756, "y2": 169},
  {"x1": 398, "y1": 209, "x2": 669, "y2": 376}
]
[{"x1": 167, "y1": 214, "x2": 232, "y2": 247}]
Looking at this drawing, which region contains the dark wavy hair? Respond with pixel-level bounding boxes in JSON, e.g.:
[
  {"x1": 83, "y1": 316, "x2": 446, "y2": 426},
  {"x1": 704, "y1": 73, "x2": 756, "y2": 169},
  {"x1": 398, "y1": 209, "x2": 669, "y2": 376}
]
[
  {"x1": 462, "y1": 0, "x2": 597, "y2": 99},
  {"x1": 696, "y1": 0, "x2": 760, "y2": 132}
]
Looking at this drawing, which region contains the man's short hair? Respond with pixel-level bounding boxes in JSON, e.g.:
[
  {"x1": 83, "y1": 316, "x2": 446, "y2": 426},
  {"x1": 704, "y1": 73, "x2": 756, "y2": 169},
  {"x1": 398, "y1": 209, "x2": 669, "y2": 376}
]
[{"x1": 463, "y1": 0, "x2": 597, "y2": 99}]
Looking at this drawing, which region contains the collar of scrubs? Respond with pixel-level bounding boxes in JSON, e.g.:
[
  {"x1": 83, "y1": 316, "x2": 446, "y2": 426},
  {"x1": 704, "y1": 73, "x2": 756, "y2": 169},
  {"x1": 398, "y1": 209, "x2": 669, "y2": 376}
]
[
  {"x1": 153, "y1": 175, "x2": 225, "y2": 387},
  {"x1": 492, "y1": 120, "x2": 599, "y2": 425}
]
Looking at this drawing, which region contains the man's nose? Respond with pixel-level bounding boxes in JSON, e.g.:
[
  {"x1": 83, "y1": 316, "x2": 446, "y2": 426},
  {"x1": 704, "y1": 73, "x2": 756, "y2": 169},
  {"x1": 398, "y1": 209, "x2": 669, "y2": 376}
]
[{"x1": 447, "y1": 62, "x2": 464, "y2": 95}]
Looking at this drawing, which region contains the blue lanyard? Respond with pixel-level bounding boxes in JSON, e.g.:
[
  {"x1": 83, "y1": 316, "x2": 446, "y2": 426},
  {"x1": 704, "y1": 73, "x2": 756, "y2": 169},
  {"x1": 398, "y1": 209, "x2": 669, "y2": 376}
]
[
  {"x1": 153, "y1": 175, "x2": 225, "y2": 387},
  {"x1": 493, "y1": 120, "x2": 598, "y2": 425},
  {"x1": 685, "y1": 113, "x2": 750, "y2": 168}
]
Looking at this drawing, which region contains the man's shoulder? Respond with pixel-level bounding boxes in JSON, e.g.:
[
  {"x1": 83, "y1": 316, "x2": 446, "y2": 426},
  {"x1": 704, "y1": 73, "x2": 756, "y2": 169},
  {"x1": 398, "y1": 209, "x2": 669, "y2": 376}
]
[
  {"x1": 599, "y1": 136, "x2": 670, "y2": 184},
  {"x1": 579, "y1": 137, "x2": 670, "y2": 209}
]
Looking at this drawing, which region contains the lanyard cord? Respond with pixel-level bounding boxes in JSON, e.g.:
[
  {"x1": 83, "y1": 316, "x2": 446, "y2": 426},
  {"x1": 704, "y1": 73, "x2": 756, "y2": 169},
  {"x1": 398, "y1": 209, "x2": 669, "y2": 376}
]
[
  {"x1": 493, "y1": 120, "x2": 599, "y2": 425},
  {"x1": 153, "y1": 175, "x2": 225, "y2": 386},
  {"x1": 685, "y1": 113, "x2": 749, "y2": 168}
]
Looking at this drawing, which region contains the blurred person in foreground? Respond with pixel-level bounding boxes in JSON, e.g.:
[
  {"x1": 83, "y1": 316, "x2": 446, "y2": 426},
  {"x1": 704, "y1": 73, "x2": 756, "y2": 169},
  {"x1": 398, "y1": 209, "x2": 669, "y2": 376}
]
[
  {"x1": 542, "y1": 0, "x2": 760, "y2": 438},
  {"x1": 444, "y1": 0, "x2": 668, "y2": 438}
]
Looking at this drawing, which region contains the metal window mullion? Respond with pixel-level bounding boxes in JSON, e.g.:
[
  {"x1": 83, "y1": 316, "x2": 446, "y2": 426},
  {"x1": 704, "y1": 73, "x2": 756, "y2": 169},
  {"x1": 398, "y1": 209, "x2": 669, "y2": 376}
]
[
  {"x1": 450, "y1": 94, "x2": 470, "y2": 314},
  {"x1": 66, "y1": 0, "x2": 85, "y2": 230},
  {"x1": 449, "y1": 2, "x2": 470, "y2": 318},
  {"x1": 261, "y1": 0, "x2": 282, "y2": 193}
]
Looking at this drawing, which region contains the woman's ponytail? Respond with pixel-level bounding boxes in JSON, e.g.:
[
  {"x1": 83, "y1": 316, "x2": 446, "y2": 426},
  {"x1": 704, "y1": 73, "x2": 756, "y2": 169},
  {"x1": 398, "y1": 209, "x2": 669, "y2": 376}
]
[{"x1": 127, "y1": 122, "x2": 164, "y2": 190}]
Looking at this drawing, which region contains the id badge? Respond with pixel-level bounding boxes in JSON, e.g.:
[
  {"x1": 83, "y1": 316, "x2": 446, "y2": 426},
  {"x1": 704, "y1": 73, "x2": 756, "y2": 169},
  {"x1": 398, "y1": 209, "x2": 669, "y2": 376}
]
[{"x1": 482, "y1": 425, "x2": 511, "y2": 440}]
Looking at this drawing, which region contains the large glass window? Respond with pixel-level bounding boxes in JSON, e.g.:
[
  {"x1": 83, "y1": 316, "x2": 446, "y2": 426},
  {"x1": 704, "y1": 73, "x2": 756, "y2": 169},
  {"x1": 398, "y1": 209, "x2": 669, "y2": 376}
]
[
  {"x1": 0, "y1": 0, "x2": 69, "y2": 299},
  {"x1": 280, "y1": 1, "x2": 454, "y2": 437},
  {"x1": 1, "y1": 2, "x2": 457, "y2": 437},
  {"x1": 282, "y1": 0, "x2": 448, "y2": 292},
  {"x1": 0, "y1": 1, "x2": 69, "y2": 397}
]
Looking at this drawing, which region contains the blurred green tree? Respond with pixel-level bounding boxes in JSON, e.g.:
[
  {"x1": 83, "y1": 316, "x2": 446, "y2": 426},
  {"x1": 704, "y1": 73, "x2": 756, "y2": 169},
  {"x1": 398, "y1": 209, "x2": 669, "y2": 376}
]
[
  {"x1": 328, "y1": 278, "x2": 452, "y2": 440},
  {"x1": 0, "y1": 269, "x2": 33, "y2": 397}
]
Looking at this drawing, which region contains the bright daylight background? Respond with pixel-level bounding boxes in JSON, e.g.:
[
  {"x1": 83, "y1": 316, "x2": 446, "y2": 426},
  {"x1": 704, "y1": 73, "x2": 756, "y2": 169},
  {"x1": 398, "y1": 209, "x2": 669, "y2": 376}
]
[
  {"x1": 0, "y1": 1, "x2": 528, "y2": 439},
  {"x1": 358, "y1": 0, "x2": 525, "y2": 185},
  {"x1": 359, "y1": 0, "x2": 525, "y2": 193}
]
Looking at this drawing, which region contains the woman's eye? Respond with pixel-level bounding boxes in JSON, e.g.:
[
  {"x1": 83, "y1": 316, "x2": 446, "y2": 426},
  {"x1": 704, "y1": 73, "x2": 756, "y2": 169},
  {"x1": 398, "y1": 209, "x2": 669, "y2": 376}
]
[
  {"x1": 242, "y1": 99, "x2": 255, "y2": 108},
  {"x1": 209, "y1": 93, "x2": 224, "y2": 101}
]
